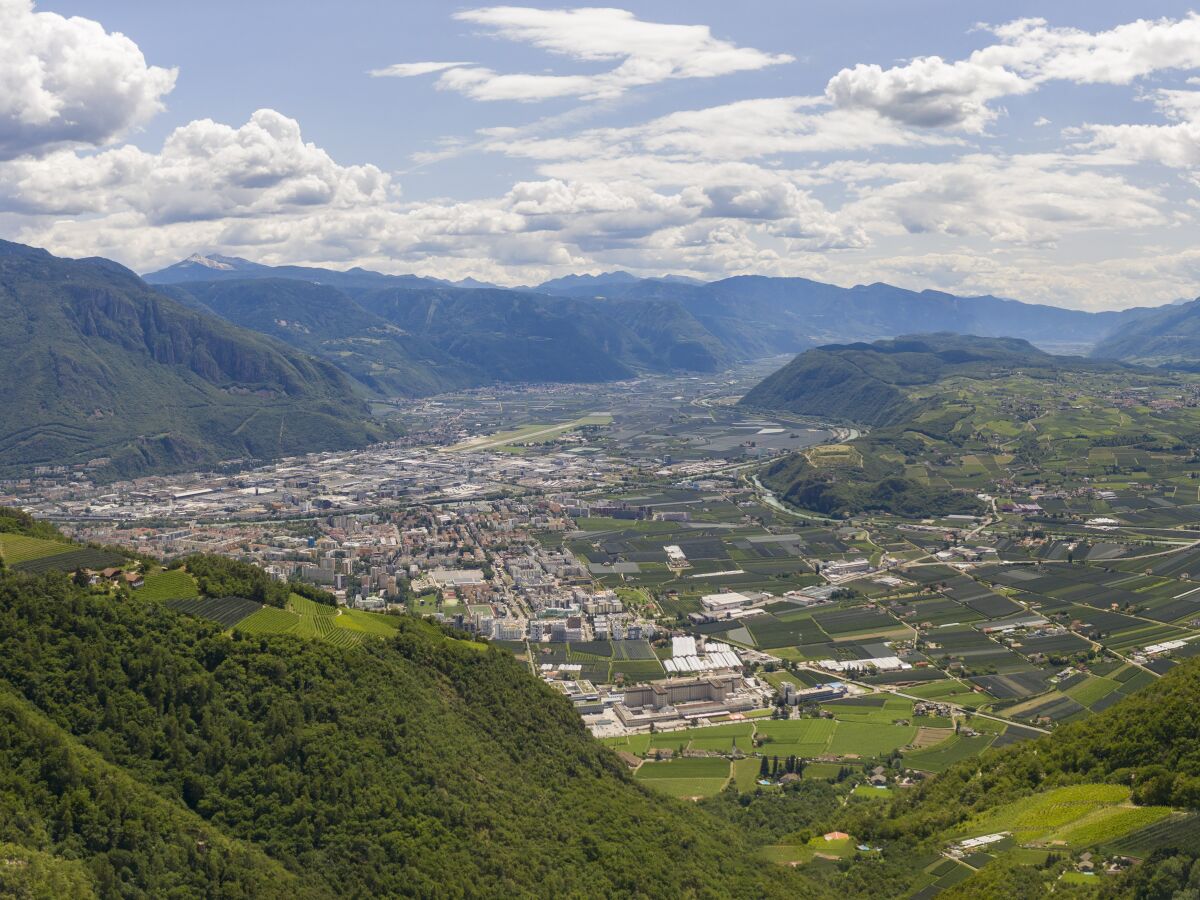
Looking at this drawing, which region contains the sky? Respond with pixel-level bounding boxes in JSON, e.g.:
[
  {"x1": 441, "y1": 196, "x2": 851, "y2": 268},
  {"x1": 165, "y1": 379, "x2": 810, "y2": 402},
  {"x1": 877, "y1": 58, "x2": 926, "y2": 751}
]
[{"x1": 1, "y1": 1, "x2": 1199, "y2": 309}]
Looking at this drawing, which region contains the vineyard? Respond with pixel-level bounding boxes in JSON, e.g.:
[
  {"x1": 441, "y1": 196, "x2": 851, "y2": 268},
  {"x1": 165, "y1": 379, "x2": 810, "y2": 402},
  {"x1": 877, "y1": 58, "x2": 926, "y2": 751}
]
[
  {"x1": 236, "y1": 606, "x2": 302, "y2": 635},
  {"x1": 165, "y1": 596, "x2": 262, "y2": 628},
  {"x1": 1105, "y1": 812, "x2": 1200, "y2": 857},
  {"x1": 0, "y1": 533, "x2": 74, "y2": 565},
  {"x1": 12, "y1": 548, "x2": 126, "y2": 574},
  {"x1": 136, "y1": 569, "x2": 200, "y2": 602},
  {"x1": 223, "y1": 594, "x2": 398, "y2": 649},
  {"x1": 953, "y1": 784, "x2": 1133, "y2": 844}
]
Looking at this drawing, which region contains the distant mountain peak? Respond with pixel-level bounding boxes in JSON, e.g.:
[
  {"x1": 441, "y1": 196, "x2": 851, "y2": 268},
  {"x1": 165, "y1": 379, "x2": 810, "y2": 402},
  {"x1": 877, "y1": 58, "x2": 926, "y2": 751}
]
[{"x1": 182, "y1": 253, "x2": 241, "y2": 271}]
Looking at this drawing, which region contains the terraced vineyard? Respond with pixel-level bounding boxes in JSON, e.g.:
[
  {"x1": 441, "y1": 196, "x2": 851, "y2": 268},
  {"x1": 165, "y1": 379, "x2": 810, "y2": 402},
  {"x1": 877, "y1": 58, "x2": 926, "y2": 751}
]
[
  {"x1": 952, "y1": 784, "x2": 1136, "y2": 844},
  {"x1": 229, "y1": 594, "x2": 397, "y2": 649},
  {"x1": 6, "y1": 543, "x2": 125, "y2": 573},
  {"x1": 236, "y1": 606, "x2": 302, "y2": 635}
]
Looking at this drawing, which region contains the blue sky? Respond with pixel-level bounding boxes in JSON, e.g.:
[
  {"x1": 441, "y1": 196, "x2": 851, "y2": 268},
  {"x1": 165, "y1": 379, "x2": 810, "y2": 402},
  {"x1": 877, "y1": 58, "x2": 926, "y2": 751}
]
[{"x1": 2, "y1": 1, "x2": 1200, "y2": 308}]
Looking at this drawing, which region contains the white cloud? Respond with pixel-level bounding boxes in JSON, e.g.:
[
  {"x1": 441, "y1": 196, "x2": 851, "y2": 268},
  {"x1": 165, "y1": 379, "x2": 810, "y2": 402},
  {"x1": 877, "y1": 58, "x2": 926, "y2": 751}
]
[
  {"x1": 370, "y1": 61, "x2": 473, "y2": 78},
  {"x1": 484, "y1": 97, "x2": 955, "y2": 177},
  {"x1": 822, "y1": 14, "x2": 1200, "y2": 134},
  {"x1": 825, "y1": 57, "x2": 1029, "y2": 132},
  {"x1": 807, "y1": 248, "x2": 1200, "y2": 310},
  {"x1": 977, "y1": 14, "x2": 1200, "y2": 85},
  {"x1": 0, "y1": 0, "x2": 176, "y2": 159},
  {"x1": 1083, "y1": 119, "x2": 1200, "y2": 169},
  {"x1": 1077, "y1": 90, "x2": 1200, "y2": 169},
  {"x1": 833, "y1": 154, "x2": 1167, "y2": 246},
  {"x1": 378, "y1": 7, "x2": 792, "y2": 102},
  {"x1": 0, "y1": 109, "x2": 391, "y2": 221},
  {"x1": 3, "y1": 5, "x2": 1200, "y2": 309}
]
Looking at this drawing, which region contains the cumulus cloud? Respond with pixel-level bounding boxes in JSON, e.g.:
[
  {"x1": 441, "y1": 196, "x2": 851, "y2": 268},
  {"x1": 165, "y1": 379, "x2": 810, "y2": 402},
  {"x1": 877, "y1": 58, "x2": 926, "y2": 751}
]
[
  {"x1": 0, "y1": 0, "x2": 176, "y2": 159},
  {"x1": 0, "y1": 109, "x2": 391, "y2": 222},
  {"x1": 1083, "y1": 119, "x2": 1200, "y2": 169},
  {"x1": 3, "y1": 4, "x2": 1200, "y2": 308},
  {"x1": 1076, "y1": 90, "x2": 1200, "y2": 169},
  {"x1": 825, "y1": 57, "x2": 1029, "y2": 132},
  {"x1": 376, "y1": 6, "x2": 792, "y2": 102},
  {"x1": 823, "y1": 14, "x2": 1200, "y2": 133}
]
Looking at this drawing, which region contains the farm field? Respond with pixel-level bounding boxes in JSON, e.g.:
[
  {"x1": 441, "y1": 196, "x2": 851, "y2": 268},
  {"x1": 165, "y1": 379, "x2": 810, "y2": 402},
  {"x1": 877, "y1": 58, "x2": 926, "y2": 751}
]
[
  {"x1": 166, "y1": 596, "x2": 262, "y2": 628},
  {"x1": 633, "y1": 758, "x2": 730, "y2": 799},
  {"x1": 0, "y1": 533, "x2": 73, "y2": 564},
  {"x1": 136, "y1": 569, "x2": 199, "y2": 601},
  {"x1": 606, "y1": 707, "x2": 947, "y2": 765},
  {"x1": 903, "y1": 733, "x2": 996, "y2": 773},
  {"x1": 8, "y1": 545, "x2": 125, "y2": 573},
  {"x1": 1105, "y1": 812, "x2": 1200, "y2": 857}
]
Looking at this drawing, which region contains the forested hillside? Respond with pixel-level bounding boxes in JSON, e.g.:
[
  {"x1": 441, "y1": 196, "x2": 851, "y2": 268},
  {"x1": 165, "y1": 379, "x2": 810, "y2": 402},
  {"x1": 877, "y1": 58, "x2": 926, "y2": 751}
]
[
  {"x1": 0, "y1": 566, "x2": 811, "y2": 898},
  {"x1": 739, "y1": 333, "x2": 1108, "y2": 424},
  {"x1": 0, "y1": 241, "x2": 389, "y2": 478}
]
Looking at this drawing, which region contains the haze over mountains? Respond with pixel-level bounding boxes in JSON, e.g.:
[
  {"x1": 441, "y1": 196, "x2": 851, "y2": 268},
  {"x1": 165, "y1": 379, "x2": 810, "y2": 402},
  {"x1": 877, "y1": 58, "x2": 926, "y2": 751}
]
[
  {"x1": 146, "y1": 253, "x2": 1181, "y2": 389},
  {"x1": 2, "y1": 239, "x2": 1198, "y2": 480}
]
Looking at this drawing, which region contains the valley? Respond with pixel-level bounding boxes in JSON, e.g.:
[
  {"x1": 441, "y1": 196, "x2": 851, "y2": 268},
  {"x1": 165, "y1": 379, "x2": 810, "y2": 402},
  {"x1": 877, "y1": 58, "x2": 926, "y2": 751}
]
[{"x1": 11, "y1": 337, "x2": 1200, "y2": 895}]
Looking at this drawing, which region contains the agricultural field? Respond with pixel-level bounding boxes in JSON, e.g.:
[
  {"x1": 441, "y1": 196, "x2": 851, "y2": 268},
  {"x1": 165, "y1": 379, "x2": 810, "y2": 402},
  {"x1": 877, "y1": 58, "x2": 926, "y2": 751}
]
[
  {"x1": 0, "y1": 533, "x2": 74, "y2": 565},
  {"x1": 9, "y1": 546, "x2": 124, "y2": 573},
  {"x1": 607, "y1": 702, "x2": 947, "y2": 765},
  {"x1": 136, "y1": 569, "x2": 199, "y2": 601},
  {"x1": 952, "y1": 785, "x2": 1146, "y2": 846},
  {"x1": 165, "y1": 591, "x2": 398, "y2": 648},
  {"x1": 633, "y1": 757, "x2": 730, "y2": 799},
  {"x1": 903, "y1": 733, "x2": 996, "y2": 773},
  {"x1": 1104, "y1": 812, "x2": 1200, "y2": 857},
  {"x1": 759, "y1": 833, "x2": 867, "y2": 867},
  {"x1": 166, "y1": 596, "x2": 262, "y2": 628},
  {"x1": 529, "y1": 639, "x2": 665, "y2": 682}
]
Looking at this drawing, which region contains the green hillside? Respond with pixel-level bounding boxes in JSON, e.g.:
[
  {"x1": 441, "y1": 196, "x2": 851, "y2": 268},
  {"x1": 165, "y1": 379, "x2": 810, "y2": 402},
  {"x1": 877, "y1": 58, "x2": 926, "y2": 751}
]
[
  {"x1": 739, "y1": 333, "x2": 1105, "y2": 425},
  {"x1": 164, "y1": 278, "x2": 731, "y2": 397},
  {"x1": 3, "y1": 513, "x2": 1200, "y2": 896},
  {"x1": 743, "y1": 334, "x2": 1139, "y2": 518},
  {"x1": 0, "y1": 565, "x2": 812, "y2": 898},
  {"x1": 0, "y1": 241, "x2": 391, "y2": 478},
  {"x1": 160, "y1": 278, "x2": 454, "y2": 396}
]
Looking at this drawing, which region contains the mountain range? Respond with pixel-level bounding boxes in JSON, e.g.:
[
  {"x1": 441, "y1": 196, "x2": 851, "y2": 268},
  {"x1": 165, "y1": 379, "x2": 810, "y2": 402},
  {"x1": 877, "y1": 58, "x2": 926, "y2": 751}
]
[
  {"x1": 0, "y1": 239, "x2": 1197, "y2": 479},
  {"x1": 1092, "y1": 297, "x2": 1200, "y2": 368},
  {"x1": 146, "y1": 257, "x2": 1177, "y2": 380}
]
